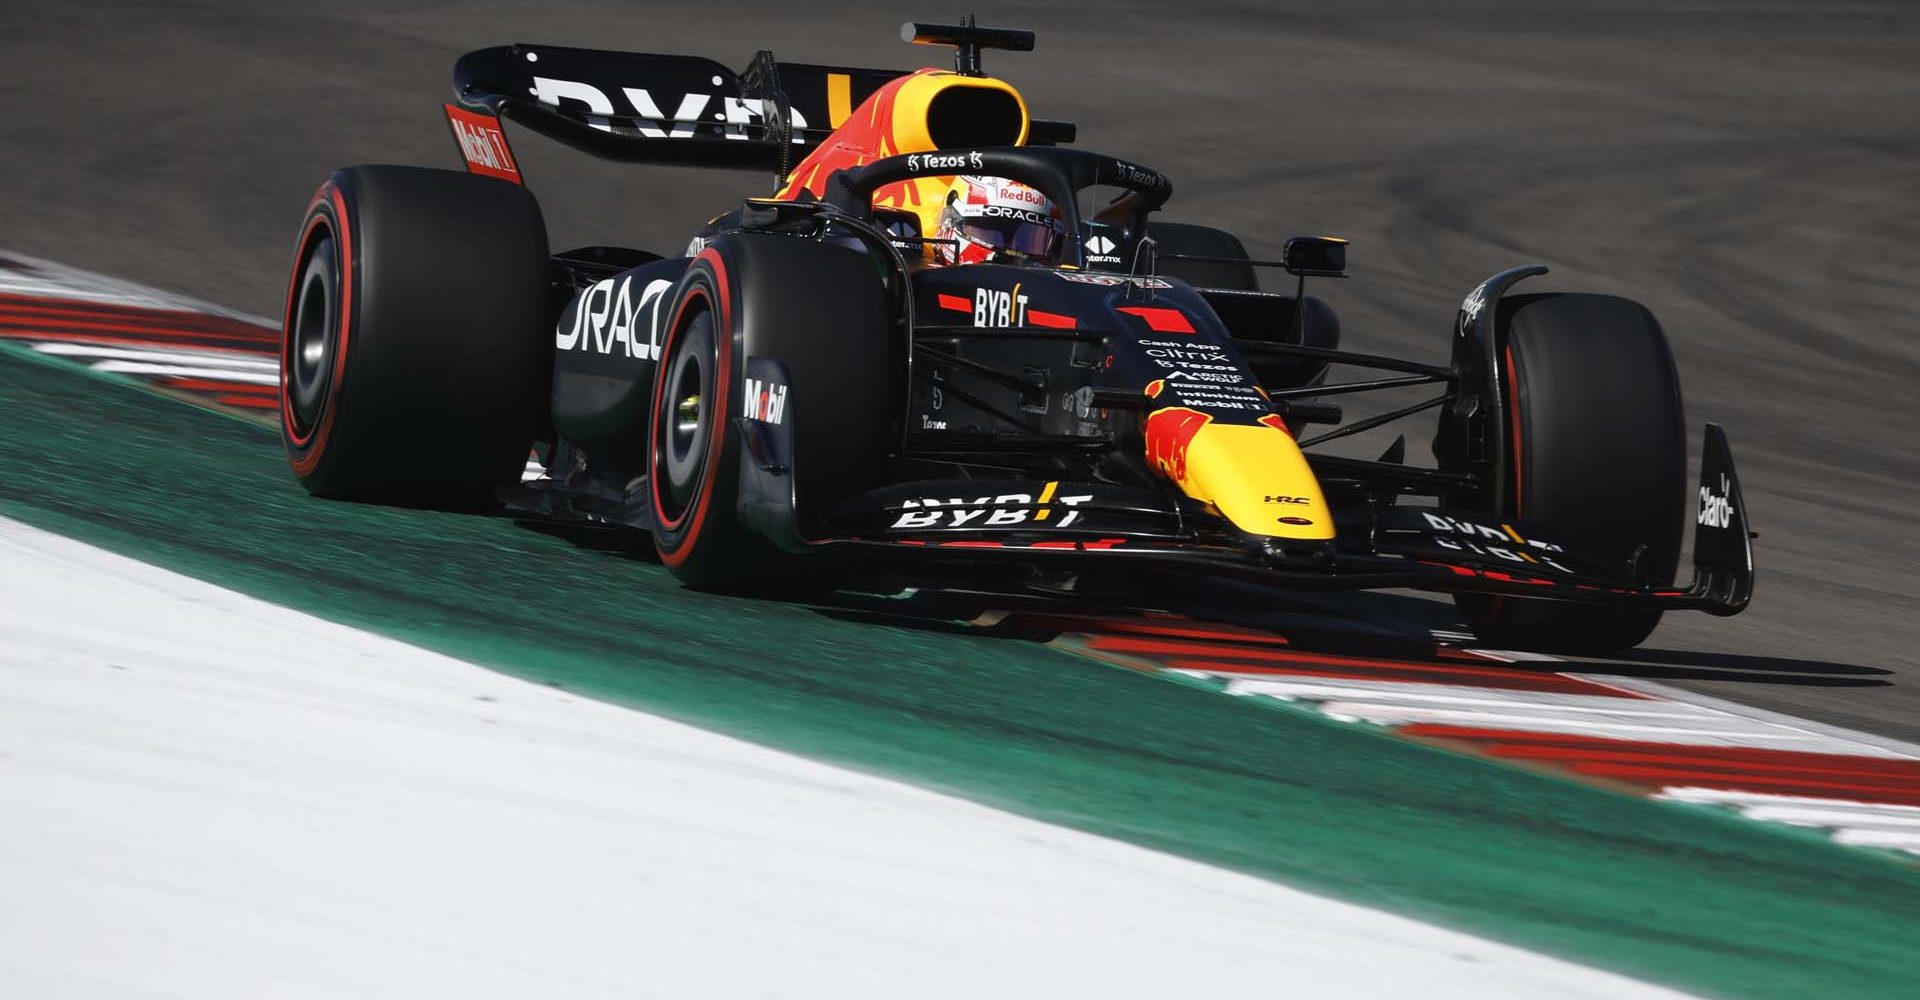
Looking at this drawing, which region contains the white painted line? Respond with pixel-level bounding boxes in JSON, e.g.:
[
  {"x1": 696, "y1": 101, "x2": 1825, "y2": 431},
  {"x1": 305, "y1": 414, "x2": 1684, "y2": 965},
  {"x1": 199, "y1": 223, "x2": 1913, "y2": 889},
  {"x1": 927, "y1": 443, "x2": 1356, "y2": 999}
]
[
  {"x1": 1215, "y1": 678, "x2": 1723, "y2": 720},
  {"x1": 0, "y1": 248, "x2": 278, "y2": 326},
  {"x1": 34, "y1": 342, "x2": 278, "y2": 370},
  {"x1": 1570, "y1": 675, "x2": 1920, "y2": 761},
  {"x1": 1830, "y1": 828, "x2": 1920, "y2": 853},
  {"x1": 1742, "y1": 807, "x2": 1920, "y2": 830},
  {"x1": 89, "y1": 360, "x2": 280, "y2": 385},
  {"x1": 1316, "y1": 703, "x2": 1820, "y2": 743},
  {"x1": 1657, "y1": 788, "x2": 1920, "y2": 811}
]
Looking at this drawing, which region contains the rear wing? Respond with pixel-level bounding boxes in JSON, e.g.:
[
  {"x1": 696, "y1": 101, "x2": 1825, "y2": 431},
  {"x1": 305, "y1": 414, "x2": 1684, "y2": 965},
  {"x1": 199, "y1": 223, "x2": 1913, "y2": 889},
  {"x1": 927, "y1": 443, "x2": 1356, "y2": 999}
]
[{"x1": 450, "y1": 44, "x2": 906, "y2": 179}]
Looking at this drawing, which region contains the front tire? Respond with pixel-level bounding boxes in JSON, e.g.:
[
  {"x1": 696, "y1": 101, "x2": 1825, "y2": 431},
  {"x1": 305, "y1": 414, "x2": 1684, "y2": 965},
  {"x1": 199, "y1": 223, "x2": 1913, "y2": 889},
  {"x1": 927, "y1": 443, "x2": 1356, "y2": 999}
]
[
  {"x1": 648, "y1": 237, "x2": 895, "y2": 589},
  {"x1": 1454, "y1": 292, "x2": 1688, "y2": 653},
  {"x1": 280, "y1": 165, "x2": 550, "y2": 502}
]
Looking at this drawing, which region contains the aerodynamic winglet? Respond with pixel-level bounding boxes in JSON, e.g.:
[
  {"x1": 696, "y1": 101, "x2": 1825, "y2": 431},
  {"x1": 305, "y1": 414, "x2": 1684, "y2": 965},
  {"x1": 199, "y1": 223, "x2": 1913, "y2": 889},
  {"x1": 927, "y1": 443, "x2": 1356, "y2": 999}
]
[{"x1": 1685, "y1": 423, "x2": 1755, "y2": 615}]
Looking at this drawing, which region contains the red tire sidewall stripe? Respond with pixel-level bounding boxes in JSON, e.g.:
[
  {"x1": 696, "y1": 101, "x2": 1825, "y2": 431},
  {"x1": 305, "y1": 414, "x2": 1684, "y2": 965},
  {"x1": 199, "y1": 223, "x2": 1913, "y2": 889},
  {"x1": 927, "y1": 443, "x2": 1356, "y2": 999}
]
[
  {"x1": 1503, "y1": 343, "x2": 1525, "y2": 518},
  {"x1": 650, "y1": 249, "x2": 733, "y2": 566},
  {"x1": 1485, "y1": 343, "x2": 1526, "y2": 621},
  {"x1": 284, "y1": 184, "x2": 354, "y2": 474}
]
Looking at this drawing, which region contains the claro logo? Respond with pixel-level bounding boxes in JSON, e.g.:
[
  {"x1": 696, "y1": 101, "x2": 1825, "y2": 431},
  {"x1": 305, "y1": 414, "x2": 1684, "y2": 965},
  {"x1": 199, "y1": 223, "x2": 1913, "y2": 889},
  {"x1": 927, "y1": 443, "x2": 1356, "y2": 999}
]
[
  {"x1": 1699, "y1": 475, "x2": 1737, "y2": 529},
  {"x1": 534, "y1": 77, "x2": 809, "y2": 141}
]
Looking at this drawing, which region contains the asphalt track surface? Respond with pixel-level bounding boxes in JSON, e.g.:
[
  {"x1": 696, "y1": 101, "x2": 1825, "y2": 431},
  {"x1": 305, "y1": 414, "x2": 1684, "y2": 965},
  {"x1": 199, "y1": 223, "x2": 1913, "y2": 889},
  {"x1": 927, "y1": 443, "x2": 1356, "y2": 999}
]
[{"x1": 3, "y1": 0, "x2": 1917, "y2": 742}]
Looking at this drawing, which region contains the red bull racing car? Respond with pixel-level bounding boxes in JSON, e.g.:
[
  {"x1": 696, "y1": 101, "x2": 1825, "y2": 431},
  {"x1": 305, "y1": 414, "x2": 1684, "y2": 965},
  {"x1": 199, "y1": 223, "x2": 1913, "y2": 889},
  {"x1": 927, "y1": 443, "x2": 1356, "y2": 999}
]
[{"x1": 278, "y1": 20, "x2": 1754, "y2": 653}]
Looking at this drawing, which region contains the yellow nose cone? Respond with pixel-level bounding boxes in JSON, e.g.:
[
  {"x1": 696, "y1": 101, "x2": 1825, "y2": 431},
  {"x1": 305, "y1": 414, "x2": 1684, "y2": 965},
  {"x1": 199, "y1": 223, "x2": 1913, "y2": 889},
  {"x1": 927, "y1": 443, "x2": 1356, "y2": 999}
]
[{"x1": 1145, "y1": 408, "x2": 1335, "y2": 540}]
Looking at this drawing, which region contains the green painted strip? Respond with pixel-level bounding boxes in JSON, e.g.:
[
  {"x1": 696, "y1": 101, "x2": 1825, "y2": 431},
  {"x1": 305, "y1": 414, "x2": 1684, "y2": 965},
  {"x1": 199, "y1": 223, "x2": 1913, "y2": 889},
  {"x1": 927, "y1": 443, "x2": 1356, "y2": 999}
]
[{"x1": 3, "y1": 346, "x2": 1916, "y2": 999}]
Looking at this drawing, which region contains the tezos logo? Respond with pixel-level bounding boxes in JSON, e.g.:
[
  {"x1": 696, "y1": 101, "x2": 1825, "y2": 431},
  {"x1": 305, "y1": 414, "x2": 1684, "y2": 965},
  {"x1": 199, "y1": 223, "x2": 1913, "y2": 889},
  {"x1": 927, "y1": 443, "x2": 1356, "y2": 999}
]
[
  {"x1": 1112, "y1": 160, "x2": 1160, "y2": 188},
  {"x1": 1698, "y1": 475, "x2": 1736, "y2": 529},
  {"x1": 908, "y1": 150, "x2": 984, "y2": 172}
]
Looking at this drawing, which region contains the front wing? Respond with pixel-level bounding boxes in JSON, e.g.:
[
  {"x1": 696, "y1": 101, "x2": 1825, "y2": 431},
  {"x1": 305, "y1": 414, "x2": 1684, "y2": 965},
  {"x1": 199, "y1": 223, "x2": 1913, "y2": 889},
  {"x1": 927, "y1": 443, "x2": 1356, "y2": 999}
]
[{"x1": 809, "y1": 424, "x2": 1754, "y2": 615}]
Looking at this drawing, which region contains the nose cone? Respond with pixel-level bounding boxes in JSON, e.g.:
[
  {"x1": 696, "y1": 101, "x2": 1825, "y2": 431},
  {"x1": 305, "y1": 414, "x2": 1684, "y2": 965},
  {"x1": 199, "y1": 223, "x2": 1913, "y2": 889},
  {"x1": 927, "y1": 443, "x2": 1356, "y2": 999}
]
[{"x1": 1145, "y1": 408, "x2": 1335, "y2": 540}]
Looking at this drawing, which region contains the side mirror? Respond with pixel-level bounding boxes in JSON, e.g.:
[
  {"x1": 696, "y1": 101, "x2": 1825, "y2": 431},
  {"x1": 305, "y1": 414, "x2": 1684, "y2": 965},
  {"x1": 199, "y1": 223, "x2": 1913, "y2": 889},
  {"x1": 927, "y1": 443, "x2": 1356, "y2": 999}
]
[{"x1": 1283, "y1": 236, "x2": 1348, "y2": 277}]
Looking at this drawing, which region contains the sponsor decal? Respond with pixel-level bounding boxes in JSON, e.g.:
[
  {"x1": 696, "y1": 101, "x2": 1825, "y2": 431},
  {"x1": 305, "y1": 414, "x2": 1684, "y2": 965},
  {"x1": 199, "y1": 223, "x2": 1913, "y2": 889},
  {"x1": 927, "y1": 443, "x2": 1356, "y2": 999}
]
[
  {"x1": 1265, "y1": 496, "x2": 1310, "y2": 504},
  {"x1": 1145, "y1": 341, "x2": 1247, "y2": 387},
  {"x1": 1277, "y1": 515, "x2": 1315, "y2": 526},
  {"x1": 1084, "y1": 233, "x2": 1122, "y2": 264},
  {"x1": 744, "y1": 376, "x2": 788, "y2": 425},
  {"x1": 1459, "y1": 281, "x2": 1488, "y2": 323},
  {"x1": 906, "y1": 150, "x2": 985, "y2": 172},
  {"x1": 977, "y1": 204, "x2": 1051, "y2": 225},
  {"x1": 532, "y1": 76, "x2": 808, "y2": 142},
  {"x1": 1111, "y1": 160, "x2": 1163, "y2": 190},
  {"x1": 684, "y1": 235, "x2": 710, "y2": 257},
  {"x1": 555, "y1": 275, "x2": 674, "y2": 359},
  {"x1": 890, "y1": 486, "x2": 1095, "y2": 529},
  {"x1": 1145, "y1": 346, "x2": 1229, "y2": 362},
  {"x1": 1164, "y1": 369, "x2": 1246, "y2": 384},
  {"x1": 1699, "y1": 474, "x2": 1737, "y2": 529},
  {"x1": 1144, "y1": 407, "x2": 1213, "y2": 483},
  {"x1": 1158, "y1": 379, "x2": 1265, "y2": 412},
  {"x1": 443, "y1": 105, "x2": 521, "y2": 184},
  {"x1": 1419, "y1": 512, "x2": 1574, "y2": 573},
  {"x1": 993, "y1": 184, "x2": 1049, "y2": 207},
  {"x1": 1055, "y1": 272, "x2": 1171, "y2": 289},
  {"x1": 974, "y1": 286, "x2": 1029, "y2": 328}
]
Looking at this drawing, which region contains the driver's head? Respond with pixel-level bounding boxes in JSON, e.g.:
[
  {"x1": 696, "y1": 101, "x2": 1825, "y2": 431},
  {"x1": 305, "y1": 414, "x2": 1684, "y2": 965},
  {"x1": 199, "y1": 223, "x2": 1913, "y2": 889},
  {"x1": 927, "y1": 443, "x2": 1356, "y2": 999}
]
[{"x1": 932, "y1": 176, "x2": 1066, "y2": 266}]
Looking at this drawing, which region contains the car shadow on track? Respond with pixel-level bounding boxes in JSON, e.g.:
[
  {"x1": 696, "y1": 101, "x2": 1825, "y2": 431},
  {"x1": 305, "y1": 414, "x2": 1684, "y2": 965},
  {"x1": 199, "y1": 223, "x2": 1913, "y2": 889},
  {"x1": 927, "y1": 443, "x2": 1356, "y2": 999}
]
[
  {"x1": 811, "y1": 579, "x2": 1897, "y2": 689},
  {"x1": 1570, "y1": 649, "x2": 1894, "y2": 688},
  {"x1": 516, "y1": 518, "x2": 1895, "y2": 690}
]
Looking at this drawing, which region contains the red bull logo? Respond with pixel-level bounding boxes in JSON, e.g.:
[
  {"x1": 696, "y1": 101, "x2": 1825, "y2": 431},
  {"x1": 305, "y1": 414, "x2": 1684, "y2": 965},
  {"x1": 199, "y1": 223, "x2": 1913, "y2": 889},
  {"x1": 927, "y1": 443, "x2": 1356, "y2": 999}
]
[{"x1": 1144, "y1": 406, "x2": 1212, "y2": 483}]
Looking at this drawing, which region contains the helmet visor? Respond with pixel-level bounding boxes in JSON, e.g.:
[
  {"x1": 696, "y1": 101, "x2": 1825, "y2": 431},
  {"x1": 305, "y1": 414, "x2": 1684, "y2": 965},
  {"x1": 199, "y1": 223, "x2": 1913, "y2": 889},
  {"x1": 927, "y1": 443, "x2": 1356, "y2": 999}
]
[{"x1": 962, "y1": 216, "x2": 1057, "y2": 258}]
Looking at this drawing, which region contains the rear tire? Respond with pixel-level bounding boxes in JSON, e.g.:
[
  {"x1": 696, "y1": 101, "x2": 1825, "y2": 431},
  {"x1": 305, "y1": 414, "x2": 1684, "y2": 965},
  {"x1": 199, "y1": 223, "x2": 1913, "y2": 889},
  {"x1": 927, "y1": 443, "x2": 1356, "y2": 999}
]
[
  {"x1": 280, "y1": 165, "x2": 550, "y2": 502},
  {"x1": 1455, "y1": 292, "x2": 1687, "y2": 653},
  {"x1": 648, "y1": 236, "x2": 895, "y2": 589}
]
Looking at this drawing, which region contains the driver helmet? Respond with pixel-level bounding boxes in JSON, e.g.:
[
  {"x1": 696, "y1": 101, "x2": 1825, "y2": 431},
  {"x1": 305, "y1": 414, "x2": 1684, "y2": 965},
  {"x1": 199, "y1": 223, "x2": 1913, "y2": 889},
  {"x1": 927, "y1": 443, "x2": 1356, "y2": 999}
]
[{"x1": 932, "y1": 175, "x2": 1067, "y2": 266}]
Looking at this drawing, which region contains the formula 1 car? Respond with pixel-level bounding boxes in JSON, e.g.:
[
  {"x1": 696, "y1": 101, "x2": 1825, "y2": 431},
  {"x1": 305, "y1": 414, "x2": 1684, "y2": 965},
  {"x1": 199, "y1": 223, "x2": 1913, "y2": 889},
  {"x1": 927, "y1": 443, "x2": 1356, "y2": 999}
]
[{"x1": 278, "y1": 20, "x2": 1754, "y2": 653}]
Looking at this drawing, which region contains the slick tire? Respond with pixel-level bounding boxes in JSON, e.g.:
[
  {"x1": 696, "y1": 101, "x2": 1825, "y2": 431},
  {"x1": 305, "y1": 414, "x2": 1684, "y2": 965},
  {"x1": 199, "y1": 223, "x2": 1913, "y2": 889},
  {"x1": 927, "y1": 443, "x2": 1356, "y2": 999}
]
[
  {"x1": 647, "y1": 236, "x2": 894, "y2": 589},
  {"x1": 1456, "y1": 292, "x2": 1688, "y2": 654},
  {"x1": 281, "y1": 165, "x2": 550, "y2": 503}
]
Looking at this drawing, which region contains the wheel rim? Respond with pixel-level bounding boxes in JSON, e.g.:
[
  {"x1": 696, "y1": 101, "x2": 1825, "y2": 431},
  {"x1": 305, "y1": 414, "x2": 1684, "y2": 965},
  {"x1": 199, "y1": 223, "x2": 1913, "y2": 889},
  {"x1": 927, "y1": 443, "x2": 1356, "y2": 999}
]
[
  {"x1": 656, "y1": 310, "x2": 714, "y2": 521},
  {"x1": 287, "y1": 235, "x2": 337, "y2": 437}
]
